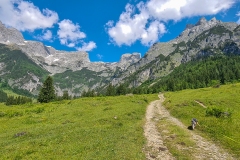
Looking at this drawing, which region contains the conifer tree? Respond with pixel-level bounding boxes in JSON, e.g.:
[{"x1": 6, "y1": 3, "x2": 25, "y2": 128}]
[
  {"x1": 106, "y1": 84, "x2": 116, "y2": 96},
  {"x1": 62, "y1": 90, "x2": 70, "y2": 100},
  {"x1": 0, "y1": 90, "x2": 7, "y2": 102},
  {"x1": 38, "y1": 76, "x2": 55, "y2": 103}
]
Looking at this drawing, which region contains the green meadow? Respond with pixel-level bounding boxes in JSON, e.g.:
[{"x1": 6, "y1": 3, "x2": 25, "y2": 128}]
[
  {"x1": 0, "y1": 95, "x2": 158, "y2": 159},
  {"x1": 163, "y1": 83, "x2": 240, "y2": 157},
  {"x1": 1, "y1": 83, "x2": 240, "y2": 159}
]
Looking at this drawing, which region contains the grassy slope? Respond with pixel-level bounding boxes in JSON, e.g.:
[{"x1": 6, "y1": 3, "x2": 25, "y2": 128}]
[
  {"x1": 0, "y1": 94, "x2": 158, "y2": 159},
  {"x1": 163, "y1": 83, "x2": 240, "y2": 157}
]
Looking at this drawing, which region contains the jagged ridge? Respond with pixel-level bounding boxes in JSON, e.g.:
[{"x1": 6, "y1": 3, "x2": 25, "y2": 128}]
[{"x1": 0, "y1": 17, "x2": 240, "y2": 97}]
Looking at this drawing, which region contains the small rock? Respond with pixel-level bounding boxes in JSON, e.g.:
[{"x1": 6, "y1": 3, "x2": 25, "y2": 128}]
[
  {"x1": 149, "y1": 153, "x2": 156, "y2": 158},
  {"x1": 159, "y1": 147, "x2": 167, "y2": 151},
  {"x1": 14, "y1": 132, "x2": 27, "y2": 137},
  {"x1": 178, "y1": 142, "x2": 186, "y2": 146},
  {"x1": 170, "y1": 134, "x2": 176, "y2": 139}
]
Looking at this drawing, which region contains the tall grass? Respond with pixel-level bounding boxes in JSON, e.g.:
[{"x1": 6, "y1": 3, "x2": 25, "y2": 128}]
[
  {"x1": 0, "y1": 94, "x2": 158, "y2": 159},
  {"x1": 164, "y1": 83, "x2": 240, "y2": 157}
]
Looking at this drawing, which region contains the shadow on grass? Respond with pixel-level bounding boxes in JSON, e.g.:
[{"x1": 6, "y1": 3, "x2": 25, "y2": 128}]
[{"x1": 188, "y1": 126, "x2": 193, "y2": 130}]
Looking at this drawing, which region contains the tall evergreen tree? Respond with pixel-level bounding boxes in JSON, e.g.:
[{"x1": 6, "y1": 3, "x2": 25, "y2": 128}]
[
  {"x1": 62, "y1": 90, "x2": 70, "y2": 100},
  {"x1": 0, "y1": 90, "x2": 7, "y2": 102},
  {"x1": 116, "y1": 84, "x2": 127, "y2": 95},
  {"x1": 106, "y1": 84, "x2": 116, "y2": 96},
  {"x1": 38, "y1": 76, "x2": 55, "y2": 103}
]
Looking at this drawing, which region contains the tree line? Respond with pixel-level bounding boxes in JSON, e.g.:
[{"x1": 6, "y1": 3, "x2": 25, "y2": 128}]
[
  {"x1": 0, "y1": 90, "x2": 32, "y2": 105},
  {"x1": 5, "y1": 96, "x2": 32, "y2": 106}
]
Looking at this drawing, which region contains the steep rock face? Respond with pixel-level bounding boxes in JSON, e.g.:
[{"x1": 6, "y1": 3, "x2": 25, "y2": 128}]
[{"x1": 0, "y1": 21, "x2": 24, "y2": 44}]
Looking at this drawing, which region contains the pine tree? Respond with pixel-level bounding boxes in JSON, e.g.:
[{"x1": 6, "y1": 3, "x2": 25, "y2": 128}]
[
  {"x1": 38, "y1": 76, "x2": 55, "y2": 103},
  {"x1": 106, "y1": 84, "x2": 116, "y2": 96},
  {"x1": 116, "y1": 84, "x2": 126, "y2": 95},
  {"x1": 62, "y1": 90, "x2": 70, "y2": 100},
  {"x1": 0, "y1": 90, "x2": 7, "y2": 102}
]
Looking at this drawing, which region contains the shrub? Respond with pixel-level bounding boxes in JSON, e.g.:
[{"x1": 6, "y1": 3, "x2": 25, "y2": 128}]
[
  {"x1": 0, "y1": 112, "x2": 5, "y2": 117},
  {"x1": 206, "y1": 107, "x2": 232, "y2": 118}
]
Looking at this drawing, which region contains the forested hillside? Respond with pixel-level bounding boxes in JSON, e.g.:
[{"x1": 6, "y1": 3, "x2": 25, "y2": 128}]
[{"x1": 147, "y1": 55, "x2": 240, "y2": 92}]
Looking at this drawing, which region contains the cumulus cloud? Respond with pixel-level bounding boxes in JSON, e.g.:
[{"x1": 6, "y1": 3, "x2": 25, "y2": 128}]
[
  {"x1": 141, "y1": 21, "x2": 166, "y2": 45},
  {"x1": 57, "y1": 19, "x2": 96, "y2": 51},
  {"x1": 42, "y1": 30, "x2": 53, "y2": 40},
  {"x1": 106, "y1": 0, "x2": 235, "y2": 46},
  {"x1": 76, "y1": 41, "x2": 97, "y2": 52},
  {"x1": 0, "y1": 0, "x2": 58, "y2": 31},
  {"x1": 107, "y1": 3, "x2": 166, "y2": 46},
  {"x1": 35, "y1": 30, "x2": 53, "y2": 41},
  {"x1": 57, "y1": 19, "x2": 86, "y2": 47},
  {"x1": 146, "y1": 0, "x2": 234, "y2": 21}
]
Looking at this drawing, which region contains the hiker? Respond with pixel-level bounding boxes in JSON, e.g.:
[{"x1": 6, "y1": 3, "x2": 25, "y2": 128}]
[{"x1": 191, "y1": 118, "x2": 200, "y2": 130}]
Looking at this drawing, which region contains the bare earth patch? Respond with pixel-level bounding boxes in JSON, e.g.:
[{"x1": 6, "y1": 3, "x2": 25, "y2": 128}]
[
  {"x1": 144, "y1": 94, "x2": 236, "y2": 160},
  {"x1": 194, "y1": 100, "x2": 207, "y2": 108}
]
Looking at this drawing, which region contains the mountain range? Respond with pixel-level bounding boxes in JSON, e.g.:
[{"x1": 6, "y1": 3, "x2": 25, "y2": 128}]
[{"x1": 0, "y1": 17, "x2": 239, "y2": 97}]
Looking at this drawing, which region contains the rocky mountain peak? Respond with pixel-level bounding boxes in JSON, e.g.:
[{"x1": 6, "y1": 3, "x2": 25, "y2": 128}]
[
  {"x1": 0, "y1": 21, "x2": 4, "y2": 27},
  {"x1": 185, "y1": 24, "x2": 195, "y2": 30},
  {"x1": 209, "y1": 17, "x2": 217, "y2": 22},
  {"x1": 185, "y1": 17, "x2": 219, "y2": 30},
  {"x1": 196, "y1": 17, "x2": 207, "y2": 26},
  {"x1": 0, "y1": 22, "x2": 24, "y2": 44}
]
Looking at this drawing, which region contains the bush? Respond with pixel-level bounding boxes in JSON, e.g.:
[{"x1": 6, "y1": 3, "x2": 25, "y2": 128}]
[
  {"x1": 0, "y1": 112, "x2": 5, "y2": 117},
  {"x1": 206, "y1": 107, "x2": 232, "y2": 118}
]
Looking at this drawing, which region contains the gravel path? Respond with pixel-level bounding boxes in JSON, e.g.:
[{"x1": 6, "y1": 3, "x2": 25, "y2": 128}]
[{"x1": 144, "y1": 95, "x2": 175, "y2": 160}]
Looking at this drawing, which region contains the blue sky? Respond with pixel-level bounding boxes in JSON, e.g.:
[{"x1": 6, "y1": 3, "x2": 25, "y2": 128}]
[{"x1": 0, "y1": 0, "x2": 240, "y2": 62}]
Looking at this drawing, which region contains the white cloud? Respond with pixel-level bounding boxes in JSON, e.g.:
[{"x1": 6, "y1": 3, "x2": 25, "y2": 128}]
[
  {"x1": 237, "y1": 11, "x2": 240, "y2": 24},
  {"x1": 57, "y1": 19, "x2": 86, "y2": 46},
  {"x1": 141, "y1": 21, "x2": 166, "y2": 46},
  {"x1": 76, "y1": 41, "x2": 97, "y2": 52},
  {"x1": 57, "y1": 19, "x2": 96, "y2": 51},
  {"x1": 106, "y1": 20, "x2": 114, "y2": 27},
  {"x1": 35, "y1": 30, "x2": 53, "y2": 41},
  {"x1": 42, "y1": 30, "x2": 53, "y2": 41},
  {"x1": 0, "y1": 0, "x2": 58, "y2": 31},
  {"x1": 97, "y1": 54, "x2": 103, "y2": 60},
  {"x1": 107, "y1": 3, "x2": 161, "y2": 46},
  {"x1": 147, "y1": 0, "x2": 235, "y2": 21},
  {"x1": 106, "y1": 0, "x2": 236, "y2": 46}
]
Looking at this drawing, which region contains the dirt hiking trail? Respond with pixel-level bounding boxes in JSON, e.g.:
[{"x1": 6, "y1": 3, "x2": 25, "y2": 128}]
[{"x1": 143, "y1": 94, "x2": 236, "y2": 160}]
